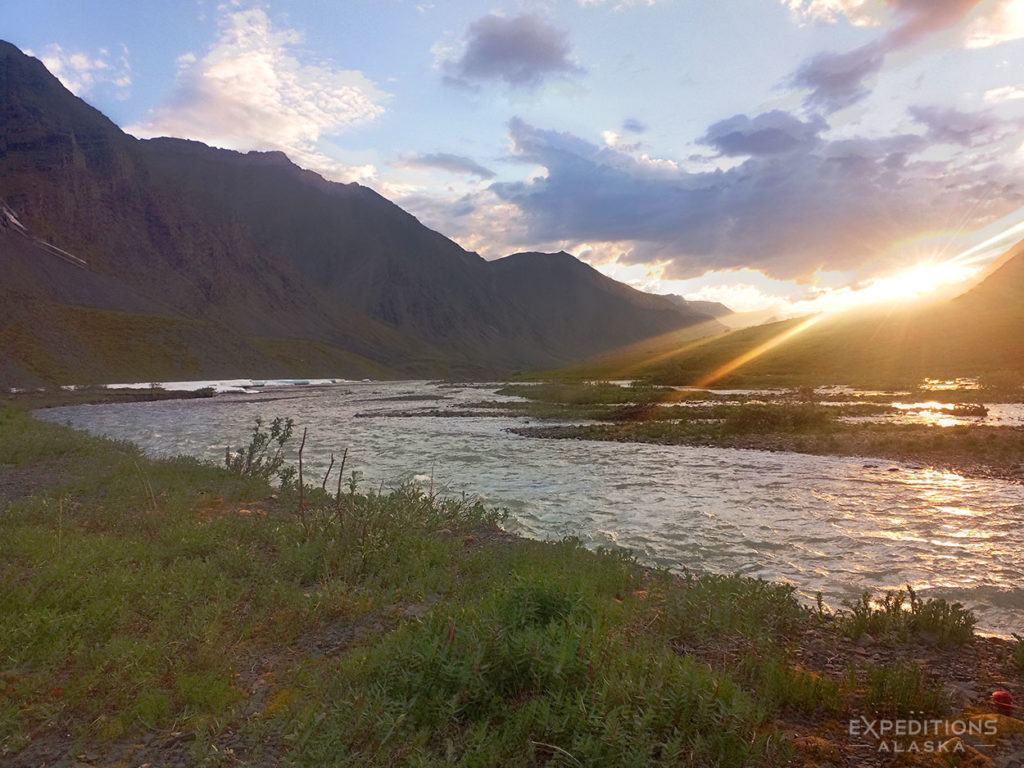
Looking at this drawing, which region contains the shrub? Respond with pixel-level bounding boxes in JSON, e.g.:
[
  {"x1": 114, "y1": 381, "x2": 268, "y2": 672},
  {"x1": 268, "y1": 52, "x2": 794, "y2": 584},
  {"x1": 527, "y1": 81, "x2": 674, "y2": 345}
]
[
  {"x1": 224, "y1": 416, "x2": 294, "y2": 482},
  {"x1": 838, "y1": 586, "x2": 976, "y2": 645}
]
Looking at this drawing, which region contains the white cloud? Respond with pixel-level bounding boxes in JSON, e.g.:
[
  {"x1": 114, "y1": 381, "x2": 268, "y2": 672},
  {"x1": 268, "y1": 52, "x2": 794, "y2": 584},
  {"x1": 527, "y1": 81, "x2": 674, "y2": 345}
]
[
  {"x1": 965, "y1": 0, "x2": 1024, "y2": 47},
  {"x1": 27, "y1": 43, "x2": 132, "y2": 98},
  {"x1": 128, "y1": 7, "x2": 389, "y2": 183},
  {"x1": 985, "y1": 85, "x2": 1024, "y2": 102},
  {"x1": 786, "y1": 0, "x2": 1024, "y2": 48},
  {"x1": 782, "y1": 0, "x2": 883, "y2": 26}
]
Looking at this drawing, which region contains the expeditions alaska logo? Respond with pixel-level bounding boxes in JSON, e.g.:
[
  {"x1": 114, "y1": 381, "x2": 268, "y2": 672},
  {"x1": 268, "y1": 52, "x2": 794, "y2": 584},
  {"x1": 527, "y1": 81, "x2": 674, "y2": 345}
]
[{"x1": 849, "y1": 714, "x2": 999, "y2": 754}]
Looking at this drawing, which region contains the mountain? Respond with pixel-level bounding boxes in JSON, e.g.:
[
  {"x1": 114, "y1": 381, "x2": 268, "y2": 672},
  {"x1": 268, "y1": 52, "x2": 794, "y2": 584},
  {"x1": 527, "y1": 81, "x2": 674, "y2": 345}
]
[
  {"x1": 587, "y1": 237, "x2": 1024, "y2": 388},
  {"x1": 662, "y1": 295, "x2": 732, "y2": 319},
  {"x1": 0, "y1": 40, "x2": 721, "y2": 387}
]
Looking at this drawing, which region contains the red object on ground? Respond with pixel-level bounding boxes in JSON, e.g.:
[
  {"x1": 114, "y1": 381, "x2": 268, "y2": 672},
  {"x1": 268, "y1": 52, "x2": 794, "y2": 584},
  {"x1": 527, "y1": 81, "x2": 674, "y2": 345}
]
[{"x1": 992, "y1": 690, "x2": 1013, "y2": 715}]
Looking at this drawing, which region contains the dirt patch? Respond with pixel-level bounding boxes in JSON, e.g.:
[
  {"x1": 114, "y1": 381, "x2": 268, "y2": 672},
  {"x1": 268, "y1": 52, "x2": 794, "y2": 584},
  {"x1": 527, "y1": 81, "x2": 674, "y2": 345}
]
[{"x1": 0, "y1": 461, "x2": 67, "y2": 507}]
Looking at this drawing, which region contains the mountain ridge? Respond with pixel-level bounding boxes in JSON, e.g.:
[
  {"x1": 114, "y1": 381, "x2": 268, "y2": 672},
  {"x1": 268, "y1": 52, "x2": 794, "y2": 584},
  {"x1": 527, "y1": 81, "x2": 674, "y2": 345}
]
[{"x1": 0, "y1": 40, "x2": 723, "y2": 386}]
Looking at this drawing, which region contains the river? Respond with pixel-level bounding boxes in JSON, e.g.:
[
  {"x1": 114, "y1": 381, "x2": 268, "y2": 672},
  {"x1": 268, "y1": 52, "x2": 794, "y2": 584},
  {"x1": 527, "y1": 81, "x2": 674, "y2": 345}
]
[{"x1": 37, "y1": 379, "x2": 1024, "y2": 636}]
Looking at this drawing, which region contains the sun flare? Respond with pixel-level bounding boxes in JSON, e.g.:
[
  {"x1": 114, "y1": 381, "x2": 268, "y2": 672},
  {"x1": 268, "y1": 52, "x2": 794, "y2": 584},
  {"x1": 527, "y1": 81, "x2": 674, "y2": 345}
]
[{"x1": 857, "y1": 260, "x2": 979, "y2": 305}]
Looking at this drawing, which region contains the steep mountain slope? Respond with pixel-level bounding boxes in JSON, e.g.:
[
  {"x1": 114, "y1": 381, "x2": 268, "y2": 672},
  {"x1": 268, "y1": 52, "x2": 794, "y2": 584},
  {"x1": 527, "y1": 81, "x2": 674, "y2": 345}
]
[
  {"x1": 663, "y1": 295, "x2": 733, "y2": 319},
  {"x1": 580, "y1": 238, "x2": 1024, "y2": 387},
  {"x1": 0, "y1": 40, "x2": 719, "y2": 386},
  {"x1": 488, "y1": 251, "x2": 723, "y2": 361}
]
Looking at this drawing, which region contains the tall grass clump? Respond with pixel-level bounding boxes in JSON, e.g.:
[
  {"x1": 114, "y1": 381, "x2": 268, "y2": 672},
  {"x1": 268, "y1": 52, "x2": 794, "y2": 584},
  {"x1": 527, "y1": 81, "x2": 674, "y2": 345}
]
[
  {"x1": 854, "y1": 662, "x2": 951, "y2": 717},
  {"x1": 838, "y1": 587, "x2": 976, "y2": 645}
]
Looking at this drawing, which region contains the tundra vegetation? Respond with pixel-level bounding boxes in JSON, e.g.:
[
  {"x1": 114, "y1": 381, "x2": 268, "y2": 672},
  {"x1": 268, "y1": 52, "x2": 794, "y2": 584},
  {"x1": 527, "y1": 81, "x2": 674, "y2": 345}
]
[
  {"x1": 489, "y1": 382, "x2": 1024, "y2": 484},
  {"x1": 0, "y1": 403, "x2": 1021, "y2": 767}
]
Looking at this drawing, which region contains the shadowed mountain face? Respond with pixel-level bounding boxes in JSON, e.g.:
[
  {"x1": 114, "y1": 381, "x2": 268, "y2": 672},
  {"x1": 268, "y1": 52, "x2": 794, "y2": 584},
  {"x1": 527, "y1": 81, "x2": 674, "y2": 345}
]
[
  {"x1": 0, "y1": 40, "x2": 721, "y2": 386},
  {"x1": 586, "y1": 238, "x2": 1024, "y2": 388}
]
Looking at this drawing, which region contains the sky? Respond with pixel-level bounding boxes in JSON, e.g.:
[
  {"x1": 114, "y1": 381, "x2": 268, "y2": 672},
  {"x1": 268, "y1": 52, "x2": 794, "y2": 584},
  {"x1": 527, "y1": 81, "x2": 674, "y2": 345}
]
[{"x1": 5, "y1": 0, "x2": 1024, "y2": 316}]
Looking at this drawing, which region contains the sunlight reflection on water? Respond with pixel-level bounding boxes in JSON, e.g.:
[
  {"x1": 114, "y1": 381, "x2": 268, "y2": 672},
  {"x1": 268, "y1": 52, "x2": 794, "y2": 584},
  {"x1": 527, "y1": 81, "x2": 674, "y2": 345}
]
[{"x1": 37, "y1": 381, "x2": 1024, "y2": 635}]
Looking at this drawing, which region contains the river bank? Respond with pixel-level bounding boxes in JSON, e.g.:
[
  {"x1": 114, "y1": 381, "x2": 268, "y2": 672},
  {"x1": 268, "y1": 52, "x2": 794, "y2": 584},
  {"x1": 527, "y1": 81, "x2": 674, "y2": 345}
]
[
  {"x1": 2, "y1": 402, "x2": 1024, "y2": 767},
  {"x1": 511, "y1": 421, "x2": 1024, "y2": 486},
  {"x1": 4, "y1": 384, "x2": 216, "y2": 410}
]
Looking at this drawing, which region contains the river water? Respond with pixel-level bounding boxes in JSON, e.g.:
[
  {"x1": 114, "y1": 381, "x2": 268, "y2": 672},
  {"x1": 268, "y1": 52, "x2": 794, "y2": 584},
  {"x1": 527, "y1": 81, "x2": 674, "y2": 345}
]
[{"x1": 37, "y1": 380, "x2": 1024, "y2": 636}]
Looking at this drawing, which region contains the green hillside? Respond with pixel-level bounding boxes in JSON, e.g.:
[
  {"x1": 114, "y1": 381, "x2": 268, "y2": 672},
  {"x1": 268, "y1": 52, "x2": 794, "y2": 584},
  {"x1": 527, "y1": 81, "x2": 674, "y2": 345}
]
[{"x1": 560, "y1": 239, "x2": 1024, "y2": 389}]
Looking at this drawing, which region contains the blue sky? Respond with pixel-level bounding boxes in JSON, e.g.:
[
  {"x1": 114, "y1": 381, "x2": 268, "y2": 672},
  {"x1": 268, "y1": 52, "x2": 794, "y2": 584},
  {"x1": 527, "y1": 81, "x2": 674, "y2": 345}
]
[{"x1": 5, "y1": 0, "x2": 1024, "y2": 315}]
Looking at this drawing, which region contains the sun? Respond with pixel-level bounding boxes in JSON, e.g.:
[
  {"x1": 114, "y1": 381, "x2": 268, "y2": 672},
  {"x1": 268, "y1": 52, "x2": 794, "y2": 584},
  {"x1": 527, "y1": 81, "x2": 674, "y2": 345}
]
[{"x1": 856, "y1": 260, "x2": 980, "y2": 305}]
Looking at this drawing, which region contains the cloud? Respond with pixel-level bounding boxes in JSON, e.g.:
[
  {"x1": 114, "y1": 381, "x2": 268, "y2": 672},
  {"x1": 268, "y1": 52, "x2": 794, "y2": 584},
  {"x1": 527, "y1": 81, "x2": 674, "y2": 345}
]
[
  {"x1": 965, "y1": 0, "x2": 1024, "y2": 47},
  {"x1": 884, "y1": 0, "x2": 987, "y2": 46},
  {"x1": 790, "y1": 44, "x2": 886, "y2": 112},
  {"x1": 784, "y1": 0, "x2": 882, "y2": 26},
  {"x1": 396, "y1": 187, "x2": 533, "y2": 257},
  {"x1": 700, "y1": 111, "x2": 828, "y2": 156},
  {"x1": 26, "y1": 43, "x2": 131, "y2": 98},
  {"x1": 909, "y1": 105, "x2": 1015, "y2": 146},
  {"x1": 127, "y1": 7, "x2": 388, "y2": 183},
  {"x1": 985, "y1": 85, "x2": 1024, "y2": 103},
  {"x1": 787, "y1": 0, "x2": 997, "y2": 112},
  {"x1": 399, "y1": 152, "x2": 496, "y2": 179},
  {"x1": 487, "y1": 115, "x2": 1024, "y2": 281},
  {"x1": 440, "y1": 14, "x2": 583, "y2": 89},
  {"x1": 785, "y1": 0, "x2": 992, "y2": 37},
  {"x1": 622, "y1": 118, "x2": 648, "y2": 133}
]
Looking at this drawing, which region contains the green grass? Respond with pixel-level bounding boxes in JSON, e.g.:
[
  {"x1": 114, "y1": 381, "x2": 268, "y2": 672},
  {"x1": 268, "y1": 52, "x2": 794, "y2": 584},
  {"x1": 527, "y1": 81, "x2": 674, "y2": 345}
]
[
  {"x1": 0, "y1": 403, "x2": 986, "y2": 766},
  {"x1": 1013, "y1": 634, "x2": 1024, "y2": 676},
  {"x1": 549, "y1": 285, "x2": 1024, "y2": 390},
  {"x1": 850, "y1": 661, "x2": 951, "y2": 717}
]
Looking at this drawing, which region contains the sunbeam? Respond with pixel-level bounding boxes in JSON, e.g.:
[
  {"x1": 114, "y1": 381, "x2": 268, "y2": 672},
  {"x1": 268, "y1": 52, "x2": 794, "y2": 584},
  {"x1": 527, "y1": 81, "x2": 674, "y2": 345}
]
[{"x1": 692, "y1": 315, "x2": 823, "y2": 388}]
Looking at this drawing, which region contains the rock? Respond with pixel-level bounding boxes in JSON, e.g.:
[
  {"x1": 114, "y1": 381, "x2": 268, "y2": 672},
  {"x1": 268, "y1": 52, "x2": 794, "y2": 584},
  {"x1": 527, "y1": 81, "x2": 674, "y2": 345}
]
[
  {"x1": 947, "y1": 681, "x2": 980, "y2": 705},
  {"x1": 993, "y1": 749, "x2": 1024, "y2": 768},
  {"x1": 855, "y1": 634, "x2": 874, "y2": 648}
]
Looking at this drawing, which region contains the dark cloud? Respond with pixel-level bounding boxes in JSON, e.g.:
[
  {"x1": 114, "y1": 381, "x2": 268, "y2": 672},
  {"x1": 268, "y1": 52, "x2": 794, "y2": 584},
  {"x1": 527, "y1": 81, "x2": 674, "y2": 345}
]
[
  {"x1": 488, "y1": 116, "x2": 1022, "y2": 280},
  {"x1": 401, "y1": 152, "x2": 496, "y2": 179},
  {"x1": 791, "y1": 44, "x2": 886, "y2": 113},
  {"x1": 622, "y1": 118, "x2": 647, "y2": 133},
  {"x1": 443, "y1": 14, "x2": 583, "y2": 88},
  {"x1": 908, "y1": 105, "x2": 1010, "y2": 147},
  {"x1": 700, "y1": 111, "x2": 827, "y2": 156},
  {"x1": 791, "y1": 0, "x2": 985, "y2": 112}
]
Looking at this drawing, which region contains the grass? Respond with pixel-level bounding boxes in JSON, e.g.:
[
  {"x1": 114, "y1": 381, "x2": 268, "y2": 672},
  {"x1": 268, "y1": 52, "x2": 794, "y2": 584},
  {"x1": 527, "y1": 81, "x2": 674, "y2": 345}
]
[
  {"x1": 1013, "y1": 634, "x2": 1024, "y2": 676},
  {"x1": 836, "y1": 587, "x2": 977, "y2": 646},
  {"x1": 855, "y1": 662, "x2": 951, "y2": 717},
  {"x1": 0, "y1": 402, "x2": 997, "y2": 766}
]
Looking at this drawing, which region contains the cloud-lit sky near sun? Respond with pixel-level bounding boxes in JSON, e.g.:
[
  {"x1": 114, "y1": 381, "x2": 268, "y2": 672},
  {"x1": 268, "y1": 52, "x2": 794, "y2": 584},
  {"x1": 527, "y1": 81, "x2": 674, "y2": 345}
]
[{"x1": 5, "y1": 0, "x2": 1024, "y2": 316}]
